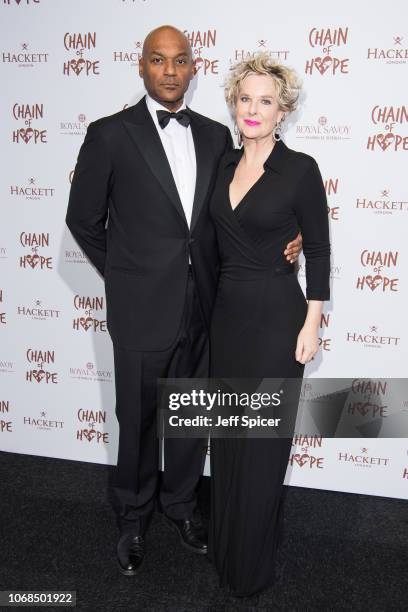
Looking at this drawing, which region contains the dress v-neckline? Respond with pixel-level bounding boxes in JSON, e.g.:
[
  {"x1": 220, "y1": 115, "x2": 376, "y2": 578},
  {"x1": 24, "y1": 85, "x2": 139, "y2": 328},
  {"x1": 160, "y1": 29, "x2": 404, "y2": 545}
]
[{"x1": 228, "y1": 169, "x2": 266, "y2": 214}]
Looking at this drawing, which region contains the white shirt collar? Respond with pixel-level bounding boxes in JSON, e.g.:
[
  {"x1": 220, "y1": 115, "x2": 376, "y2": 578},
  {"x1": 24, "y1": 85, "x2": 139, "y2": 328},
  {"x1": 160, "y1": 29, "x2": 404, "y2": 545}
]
[{"x1": 145, "y1": 94, "x2": 187, "y2": 120}]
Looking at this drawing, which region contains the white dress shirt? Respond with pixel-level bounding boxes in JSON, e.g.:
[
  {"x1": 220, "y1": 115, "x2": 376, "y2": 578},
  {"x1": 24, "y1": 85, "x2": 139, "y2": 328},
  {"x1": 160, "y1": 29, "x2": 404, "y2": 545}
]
[{"x1": 146, "y1": 94, "x2": 197, "y2": 229}]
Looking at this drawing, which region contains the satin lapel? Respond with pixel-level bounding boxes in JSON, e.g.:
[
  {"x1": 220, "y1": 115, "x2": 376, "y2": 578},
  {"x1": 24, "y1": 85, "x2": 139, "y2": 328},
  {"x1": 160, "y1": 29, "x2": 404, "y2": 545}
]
[
  {"x1": 122, "y1": 102, "x2": 188, "y2": 228},
  {"x1": 189, "y1": 116, "x2": 213, "y2": 233}
]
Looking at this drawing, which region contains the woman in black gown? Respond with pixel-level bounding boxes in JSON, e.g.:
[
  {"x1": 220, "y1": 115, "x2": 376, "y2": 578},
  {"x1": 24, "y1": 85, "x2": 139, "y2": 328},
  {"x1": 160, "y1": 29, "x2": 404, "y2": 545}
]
[{"x1": 208, "y1": 53, "x2": 331, "y2": 596}]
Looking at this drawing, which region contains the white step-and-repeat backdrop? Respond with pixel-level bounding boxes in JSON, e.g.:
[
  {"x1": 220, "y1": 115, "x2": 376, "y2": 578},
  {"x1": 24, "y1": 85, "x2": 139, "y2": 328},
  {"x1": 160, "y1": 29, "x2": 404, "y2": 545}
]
[{"x1": 1, "y1": 0, "x2": 407, "y2": 499}]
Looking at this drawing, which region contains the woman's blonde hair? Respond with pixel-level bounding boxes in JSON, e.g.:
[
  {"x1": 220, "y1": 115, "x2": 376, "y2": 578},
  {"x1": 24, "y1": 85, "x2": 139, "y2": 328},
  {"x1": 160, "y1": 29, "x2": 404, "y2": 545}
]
[{"x1": 224, "y1": 51, "x2": 301, "y2": 115}]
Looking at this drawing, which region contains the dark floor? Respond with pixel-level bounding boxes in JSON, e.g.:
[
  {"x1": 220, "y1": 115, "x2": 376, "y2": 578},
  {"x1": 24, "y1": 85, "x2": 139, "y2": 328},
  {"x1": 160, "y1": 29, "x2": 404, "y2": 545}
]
[{"x1": 0, "y1": 451, "x2": 407, "y2": 611}]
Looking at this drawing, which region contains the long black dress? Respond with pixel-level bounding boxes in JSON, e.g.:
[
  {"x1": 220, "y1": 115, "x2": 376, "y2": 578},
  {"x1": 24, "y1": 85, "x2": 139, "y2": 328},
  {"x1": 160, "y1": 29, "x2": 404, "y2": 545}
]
[{"x1": 208, "y1": 139, "x2": 330, "y2": 596}]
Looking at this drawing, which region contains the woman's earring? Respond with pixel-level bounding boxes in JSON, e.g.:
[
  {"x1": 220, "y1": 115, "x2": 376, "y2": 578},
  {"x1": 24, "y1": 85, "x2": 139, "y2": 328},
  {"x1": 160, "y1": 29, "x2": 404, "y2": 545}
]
[
  {"x1": 273, "y1": 115, "x2": 285, "y2": 142},
  {"x1": 234, "y1": 122, "x2": 243, "y2": 147}
]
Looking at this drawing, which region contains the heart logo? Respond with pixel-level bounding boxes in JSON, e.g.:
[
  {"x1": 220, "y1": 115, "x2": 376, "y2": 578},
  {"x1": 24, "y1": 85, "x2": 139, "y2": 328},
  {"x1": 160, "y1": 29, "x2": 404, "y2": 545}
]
[
  {"x1": 376, "y1": 133, "x2": 394, "y2": 151},
  {"x1": 32, "y1": 369, "x2": 46, "y2": 383},
  {"x1": 25, "y1": 253, "x2": 40, "y2": 268},
  {"x1": 82, "y1": 429, "x2": 96, "y2": 442},
  {"x1": 70, "y1": 58, "x2": 85, "y2": 76},
  {"x1": 313, "y1": 55, "x2": 332, "y2": 75},
  {"x1": 365, "y1": 274, "x2": 382, "y2": 291},
  {"x1": 357, "y1": 402, "x2": 372, "y2": 416},
  {"x1": 293, "y1": 453, "x2": 310, "y2": 467},
  {"x1": 19, "y1": 128, "x2": 34, "y2": 144},
  {"x1": 79, "y1": 316, "x2": 93, "y2": 331}
]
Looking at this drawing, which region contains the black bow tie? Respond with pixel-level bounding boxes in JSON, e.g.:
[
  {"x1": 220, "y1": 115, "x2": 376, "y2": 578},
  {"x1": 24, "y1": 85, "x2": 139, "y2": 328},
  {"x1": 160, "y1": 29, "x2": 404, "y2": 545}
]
[{"x1": 157, "y1": 109, "x2": 191, "y2": 129}]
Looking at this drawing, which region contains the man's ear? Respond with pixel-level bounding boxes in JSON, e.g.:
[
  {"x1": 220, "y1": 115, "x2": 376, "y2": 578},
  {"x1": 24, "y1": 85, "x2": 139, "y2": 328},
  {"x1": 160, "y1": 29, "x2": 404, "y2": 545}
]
[{"x1": 139, "y1": 57, "x2": 144, "y2": 78}]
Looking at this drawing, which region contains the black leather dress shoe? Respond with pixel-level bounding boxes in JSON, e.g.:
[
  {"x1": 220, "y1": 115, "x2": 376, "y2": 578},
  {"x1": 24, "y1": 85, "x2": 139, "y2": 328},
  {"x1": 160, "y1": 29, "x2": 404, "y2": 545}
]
[
  {"x1": 163, "y1": 511, "x2": 208, "y2": 554},
  {"x1": 117, "y1": 533, "x2": 146, "y2": 576}
]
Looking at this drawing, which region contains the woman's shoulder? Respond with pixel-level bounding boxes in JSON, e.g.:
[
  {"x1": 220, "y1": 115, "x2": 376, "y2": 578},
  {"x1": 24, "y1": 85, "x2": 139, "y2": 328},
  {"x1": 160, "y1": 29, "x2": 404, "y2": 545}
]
[{"x1": 281, "y1": 140, "x2": 319, "y2": 170}]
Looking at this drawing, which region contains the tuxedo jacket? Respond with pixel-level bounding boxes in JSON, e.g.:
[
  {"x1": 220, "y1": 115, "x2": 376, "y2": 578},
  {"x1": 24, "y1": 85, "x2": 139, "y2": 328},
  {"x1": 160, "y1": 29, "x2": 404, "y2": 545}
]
[{"x1": 66, "y1": 96, "x2": 233, "y2": 350}]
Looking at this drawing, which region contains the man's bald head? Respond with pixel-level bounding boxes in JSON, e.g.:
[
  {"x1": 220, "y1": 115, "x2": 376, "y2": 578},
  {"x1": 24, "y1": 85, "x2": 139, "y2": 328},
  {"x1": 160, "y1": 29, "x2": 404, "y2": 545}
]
[
  {"x1": 142, "y1": 25, "x2": 192, "y2": 61},
  {"x1": 139, "y1": 25, "x2": 194, "y2": 111}
]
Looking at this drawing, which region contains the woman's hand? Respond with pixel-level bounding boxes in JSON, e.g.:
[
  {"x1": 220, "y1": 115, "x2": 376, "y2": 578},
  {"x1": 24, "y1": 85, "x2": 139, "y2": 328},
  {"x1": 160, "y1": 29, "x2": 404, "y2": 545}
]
[{"x1": 295, "y1": 322, "x2": 319, "y2": 364}]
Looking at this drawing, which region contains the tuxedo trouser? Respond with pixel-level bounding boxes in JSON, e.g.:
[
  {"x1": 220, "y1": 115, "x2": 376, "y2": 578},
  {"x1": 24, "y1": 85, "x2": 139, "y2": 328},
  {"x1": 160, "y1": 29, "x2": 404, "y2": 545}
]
[{"x1": 112, "y1": 267, "x2": 208, "y2": 535}]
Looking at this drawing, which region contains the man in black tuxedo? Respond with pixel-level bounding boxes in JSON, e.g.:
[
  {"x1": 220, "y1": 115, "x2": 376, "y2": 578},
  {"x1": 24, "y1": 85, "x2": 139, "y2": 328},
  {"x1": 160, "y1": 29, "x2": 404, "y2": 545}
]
[{"x1": 66, "y1": 25, "x2": 301, "y2": 576}]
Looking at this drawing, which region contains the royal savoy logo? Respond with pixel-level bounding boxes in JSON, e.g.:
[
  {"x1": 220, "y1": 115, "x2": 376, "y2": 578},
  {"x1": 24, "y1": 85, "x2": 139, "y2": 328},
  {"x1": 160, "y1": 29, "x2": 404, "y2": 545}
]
[
  {"x1": 2, "y1": 42, "x2": 48, "y2": 66},
  {"x1": 356, "y1": 188, "x2": 408, "y2": 215},
  {"x1": 17, "y1": 298, "x2": 61, "y2": 321},
  {"x1": 347, "y1": 379, "x2": 388, "y2": 418},
  {"x1": 338, "y1": 446, "x2": 390, "y2": 468},
  {"x1": 367, "y1": 105, "x2": 408, "y2": 152},
  {"x1": 25, "y1": 348, "x2": 58, "y2": 384},
  {"x1": 69, "y1": 361, "x2": 112, "y2": 383},
  {"x1": 305, "y1": 26, "x2": 349, "y2": 76},
  {"x1": 72, "y1": 294, "x2": 107, "y2": 332},
  {"x1": 10, "y1": 177, "x2": 55, "y2": 200},
  {"x1": 296, "y1": 115, "x2": 351, "y2": 141},
  {"x1": 290, "y1": 434, "x2": 324, "y2": 469},
  {"x1": 346, "y1": 325, "x2": 400, "y2": 349},
  {"x1": 230, "y1": 38, "x2": 289, "y2": 65},
  {"x1": 0, "y1": 360, "x2": 14, "y2": 374},
  {"x1": 367, "y1": 35, "x2": 408, "y2": 64},
  {"x1": 0, "y1": 289, "x2": 5, "y2": 325},
  {"x1": 63, "y1": 31, "x2": 100, "y2": 77},
  {"x1": 325, "y1": 177, "x2": 340, "y2": 221},
  {"x1": 64, "y1": 245, "x2": 89, "y2": 265},
  {"x1": 12, "y1": 102, "x2": 47, "y2": 144},
  {"x1": 76, "y1": 409, "x2": 109, "y2": 444},
  {"x1": 60, "y1": 113, "x2": 88, "y2": 136},
  {"x1": 113, "y1": 40, "x2": 142, "y2": 66},
  {"x1": 184, "y1": 29, "x2": 219, "y2": 76},
  {"x1": 19, "y1": 231, "x2": 53, "y2": 270},
  {"x1": 356, "y1": 249, "x2": 399, "y2": 292},
  {"x1": 23, "y1": 410, "x2": 64, "y2": 431}
]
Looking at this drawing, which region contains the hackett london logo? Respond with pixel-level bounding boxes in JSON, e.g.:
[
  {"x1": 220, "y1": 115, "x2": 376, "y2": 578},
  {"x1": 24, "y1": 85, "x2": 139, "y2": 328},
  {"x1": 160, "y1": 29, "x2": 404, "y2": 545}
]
[
  {"x1": 356, "y1": 188, "x2": 408, "y2": 215},
  {"x1": 184, "y1": 29, "x2": 219, "y2": 76},
  {"x1": 10, "y1": 177, "x2": 55, "y2": 200},
  {"x1": 63, "y1": 32, "x2": 100, "y2": 77},
  {"x1": 290, "y1": 434, "x2": 324, "y2": 469},
  {"x1": 2, "y1": 42, "x2": 48, "y2": 66},
  {"x1": 17, "y1": 299, "x2": 60, "y2": 321},
  {"x1": 347, "y1": 379, "x2": 388, "y2": 418},
  {"x1": 338, "y1": 447, "x2": 390, "y2": 468},
  {"x1": 296, "y1": 116, "x2": 351, "y2": 141},
  {"x1": 23, "y1": 410, "x2": 64, "y2": 431},
  {"x1": 356, "y1": 249, "x2": 399, "y2": 292},
  {"x1": 69, "y1": 362, "x2": 112, "y2": 383},
  {"x1": 25, "y1": 348, "x2": 58, "y2": 384},
  {"x1": 230, "y1": 38, "x2": 289, "y2": 65},
  {"x1": 19, "y1": 231, "x2": 53, "y2": 270},
  {"x1": 113, "y1": 40, "x2": 142, "y2": 66},
  {"x1": 367, "y1": 35, "x2": 408, "y2": 64},
  {"x1": 305, "y1": 26, "x2": 349, "y2": 76},
  {"x1": 76, "y1": 409, "x2": 109, "y2": 444},
  {"x1": 367, "y1": 105, "x2": 408, "y2": 152},
  {"x1": 60, "y1": 113, "x2": 88, "y2": 136},
  {"x1": 325, "y1": 177, "x2": 340, "y2": 221},
  {"x1": 346, "y1": 325, "x2": 400, "y2": 349},
  {"x1": 12, "y1": 103, "x2": 47, "y2": 144},
  {"x1": 73, "y1": 295, "x2": 107, "y2": 332}
]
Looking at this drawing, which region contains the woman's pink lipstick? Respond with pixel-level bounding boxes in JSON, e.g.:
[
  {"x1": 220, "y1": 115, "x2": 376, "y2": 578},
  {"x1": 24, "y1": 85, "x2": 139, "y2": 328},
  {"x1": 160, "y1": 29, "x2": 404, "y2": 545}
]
[{"x1": 244, "y1": 119, "x2": 261, "y2": 126}]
